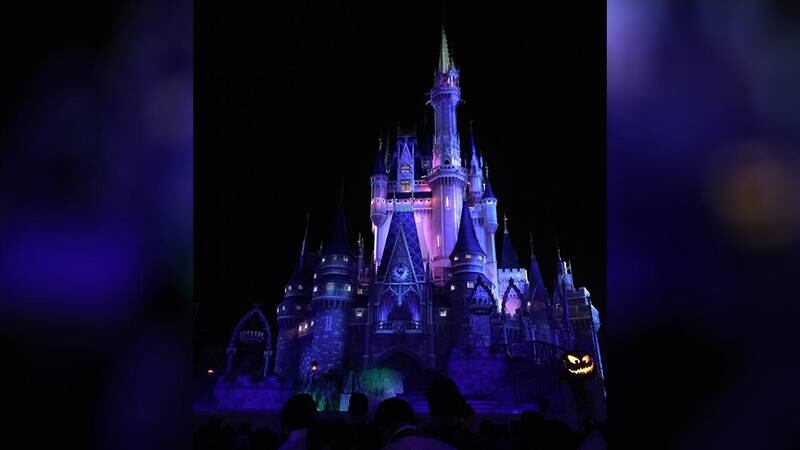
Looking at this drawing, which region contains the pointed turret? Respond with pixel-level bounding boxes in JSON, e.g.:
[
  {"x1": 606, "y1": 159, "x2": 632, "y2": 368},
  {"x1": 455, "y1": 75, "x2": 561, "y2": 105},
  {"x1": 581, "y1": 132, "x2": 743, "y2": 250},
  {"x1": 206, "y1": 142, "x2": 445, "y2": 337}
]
[
  {"x1": 499, "y1": 214, "x2": 519, "y2": 269},
  {"x1": 482, "y1": 164, "x2": 496, "y2": 200},
  {"x1": 450, "y1": 201, "x2": 486, "y2": 258},
  {"x1": 372, "y1": 137, "x2": 387, "y2": 175},
  {"x1": 286, "y1": 212, "x2": 311, "y2": 287},
  {"x1": 527, "y1": 234, "x2": 549, "y2": 303},
  {"x1": 322, "y1": 198, "x2": 352, "y2": 257},
  {"x1": 438, "y1": 27, "x2": 454, "y2": 74},
  {"x1": 467, "y1": 121, "x2": 484, "y2": 204}
]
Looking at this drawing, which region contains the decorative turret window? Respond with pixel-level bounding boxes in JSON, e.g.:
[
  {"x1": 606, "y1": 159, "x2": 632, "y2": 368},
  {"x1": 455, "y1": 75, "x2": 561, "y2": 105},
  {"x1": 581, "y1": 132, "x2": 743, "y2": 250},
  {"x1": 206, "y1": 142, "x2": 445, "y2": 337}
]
[
  {"x1": 453, "y1": 256, "x2": 459, "y2": 261},
  {"x1": 354, "y1": 309, "x2": 364, "y2": 317},
  {"x1": 445, "y1": 196, "x2": 450, "y2": 209},
  {"x1": 401, "y1": 164, "x2": 411, "y2": 173},
  {"x1": 322, "y1": 257, "x2": 326, "y2": 263},
  {"x1": 401, "y1": 180, "x2": 411, "y2": 192},
  {"x1": 345, "y1": 284, "x2": 351, "y2": 292},
  {"x1": 357, "y1": 288, "x2": 365, "y2": 295},
  {"x1": 327, "y1": 282, "x2": 335, "y2": 291},
  {"x1": 313, "y1": 286, "x2": 318, "y2": 293},
  {"x1": 466, "y1": 281, "x2": 474, "y2": 289},
  {"x1": 450, "y1": 284, "x2": 456, "y2": 291},
  {"x1": 465, "y1": 254, "x2": 472, "y2": 259},
  {"x1": 439, "y1": 309, "x2": 448, "y2": 317}
]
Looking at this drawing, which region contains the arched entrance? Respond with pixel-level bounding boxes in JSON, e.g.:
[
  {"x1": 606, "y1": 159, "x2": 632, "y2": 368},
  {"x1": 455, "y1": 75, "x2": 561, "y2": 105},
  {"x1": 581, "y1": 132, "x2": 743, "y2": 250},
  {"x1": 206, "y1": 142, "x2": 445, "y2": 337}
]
[{"x1": 375, "y1": 350, "x2": 431, "y2": 394}]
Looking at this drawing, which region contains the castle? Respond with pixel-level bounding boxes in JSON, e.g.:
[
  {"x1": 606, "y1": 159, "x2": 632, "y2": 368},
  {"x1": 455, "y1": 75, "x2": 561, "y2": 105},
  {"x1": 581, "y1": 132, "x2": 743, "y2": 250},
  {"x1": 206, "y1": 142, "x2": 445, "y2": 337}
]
[{"x1": 218, "y1": 29, "x2": 604, "y2": 416}]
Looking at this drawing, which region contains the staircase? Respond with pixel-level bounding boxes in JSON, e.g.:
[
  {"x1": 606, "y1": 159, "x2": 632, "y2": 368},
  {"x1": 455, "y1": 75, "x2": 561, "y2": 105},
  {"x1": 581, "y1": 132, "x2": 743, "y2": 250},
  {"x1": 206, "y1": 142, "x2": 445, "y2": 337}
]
[{"x1": 396, "y1": 385, "x2": 531, "y2": 415}]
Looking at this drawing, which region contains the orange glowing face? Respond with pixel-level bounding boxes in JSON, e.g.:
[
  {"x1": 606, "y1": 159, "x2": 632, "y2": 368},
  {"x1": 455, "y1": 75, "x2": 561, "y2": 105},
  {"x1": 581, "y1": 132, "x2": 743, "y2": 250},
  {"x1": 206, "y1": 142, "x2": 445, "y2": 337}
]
[{"x1": 563, "y1": 353, "x2": 595, "y2": 376}]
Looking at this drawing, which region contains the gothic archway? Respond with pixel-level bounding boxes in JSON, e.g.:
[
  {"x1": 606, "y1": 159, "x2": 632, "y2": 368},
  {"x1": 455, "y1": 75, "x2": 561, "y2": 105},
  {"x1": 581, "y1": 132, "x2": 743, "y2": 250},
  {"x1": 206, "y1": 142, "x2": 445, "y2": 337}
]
[
  {"x1": 374, "y1": 348, "x2": 431, "y2": 394},
  {"x1": 225, "y1": 304, "x2": 274, "y2": 379}
]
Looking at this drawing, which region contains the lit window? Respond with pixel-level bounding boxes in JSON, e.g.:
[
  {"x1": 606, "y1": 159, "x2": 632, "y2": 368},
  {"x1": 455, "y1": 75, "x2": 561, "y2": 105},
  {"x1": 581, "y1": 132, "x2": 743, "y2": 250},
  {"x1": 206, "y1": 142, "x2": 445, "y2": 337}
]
[
  {"x1": 466, "y1": 281, "x2": 474, "y2": 289},
  {"x1": 357, "y1": 288, "x2": 365, "y2": 295},
  {"x1": 313, "y1": 273, "x2": 317, "y2": 279},
  {"x1": 322, "y1": 257, "x2": 326, "y2": 263},
  {"x1": 296, "y1": 305, "x2": 302, "y2": 311},
  {"x1": 311, "y1": 320, "x2": 315, "y2": 326},
  {"x1": 276, "y1": 307, "x2": 280, "y2": 314},
  {"x1": 288, "y1": 285, "x2": 292, "y2": 290},
  {"x1": 282, "y1": 305, "x2": 286, "y2": 311},
  {"x1": 453, "y1": 256, "x2": 459, "y2": 261},
  {"x1": 343, "y1": 256, "x2": 348, "y2": 262},
  {"x1": 439, "y1": 309, "x2": 448, "y2": 317},
  {"x1": 327, "y1": 282, "x2": 334, "y2": 290},
  {"x1": 298, "y1": 285, "x2": 303, "y2": 290},
  {"x1": 450, "y1": 284, "x2": 455, "y2": 291},
  {"x1": 401, "y1": 164, "x2": 410, "y2": 173},
  {"x1": 345, "y1": 284, "x2": 351, "y2": 292},
  {"x1": 527, "y1": 302, "x2": 531, "y2": 307},
  {"x1": 298, "y1": 325, "x2": 302, "y2": 332},
  {"x1": 355, "y1": 309, "x2": 364, "y2": 317},
  {"x1": 465, "y1": 254, "x2": 471, "y2": 259},
  {"x1": 437, "y1": 235, "x2": 441, "y2": 248},
  {"x1": 313, "y1": 286, "x2": 318, "y2": 293},
  {"x1": 401, "y1": 180, "x2": 411, "y2": 192},
  {"x1": 445, "y1": 196, "x2": 450, "y2": 209}
]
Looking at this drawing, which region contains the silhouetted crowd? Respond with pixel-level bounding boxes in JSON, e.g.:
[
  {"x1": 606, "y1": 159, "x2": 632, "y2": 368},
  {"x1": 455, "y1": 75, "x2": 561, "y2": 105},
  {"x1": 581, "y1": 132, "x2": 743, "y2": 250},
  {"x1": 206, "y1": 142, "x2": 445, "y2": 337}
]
[{"x1": 194, "y1": 376, "x2": 607, "y2": 450}]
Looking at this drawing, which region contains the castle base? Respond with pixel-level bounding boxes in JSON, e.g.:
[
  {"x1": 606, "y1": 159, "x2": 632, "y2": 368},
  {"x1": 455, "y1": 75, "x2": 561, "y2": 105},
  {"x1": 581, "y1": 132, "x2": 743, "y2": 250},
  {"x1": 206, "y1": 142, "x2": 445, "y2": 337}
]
[
  {"x1": 446, "y1": 347, "x2": 506, "y2": 396},
  {"x1": 213, "y1": 375, "x2": 291, "y2": 411}
]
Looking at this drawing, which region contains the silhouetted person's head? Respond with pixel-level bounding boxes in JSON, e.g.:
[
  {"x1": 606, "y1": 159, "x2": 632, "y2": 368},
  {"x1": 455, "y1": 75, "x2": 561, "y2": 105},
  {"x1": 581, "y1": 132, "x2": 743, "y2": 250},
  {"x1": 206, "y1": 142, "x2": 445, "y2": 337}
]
[
  {"x1": 348, "y1": 392, "x2": 369, "y2": 421},
  {"x1": 280, "y1": 394, "x2": 317, "y2": 433},
  {"x1": 426, "y1": 376, "x2": 466, "y2": 418},
  {"x1": 374, "y1": 398, "x2": 415, "y2": 443}
]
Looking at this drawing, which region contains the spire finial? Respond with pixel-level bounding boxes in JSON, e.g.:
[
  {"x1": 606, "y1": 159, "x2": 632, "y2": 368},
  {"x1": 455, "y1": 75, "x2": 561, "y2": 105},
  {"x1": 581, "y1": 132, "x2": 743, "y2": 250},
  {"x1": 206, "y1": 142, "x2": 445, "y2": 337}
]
[
  {"x1": 300, "y1": 212, "x2": 310, "y2": 257},
  {"x1": 503, "y1": 213, "x2": 509, "y2": 234},
  {"x1": 470, "y1": 120, "x2": 477, "y2": 156},
  {"x1": 557, "y1": 246, "x2": 562, "y2": 261},
  {"x1": 319, "y1": 240, "x2": 324, "y2": 253}
]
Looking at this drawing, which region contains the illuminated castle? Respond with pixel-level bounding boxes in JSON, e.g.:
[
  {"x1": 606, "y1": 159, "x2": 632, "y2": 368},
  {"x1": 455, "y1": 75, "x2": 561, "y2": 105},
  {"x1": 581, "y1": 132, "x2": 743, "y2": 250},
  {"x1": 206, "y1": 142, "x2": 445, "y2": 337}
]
[{"x1": 220, "y1": 29, "x2": 605, "y2": 416}]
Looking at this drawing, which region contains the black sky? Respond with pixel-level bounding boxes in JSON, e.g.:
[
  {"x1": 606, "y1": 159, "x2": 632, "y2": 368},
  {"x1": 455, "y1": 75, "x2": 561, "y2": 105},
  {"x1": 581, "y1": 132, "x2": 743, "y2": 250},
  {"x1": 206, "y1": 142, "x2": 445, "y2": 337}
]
[{"x1": 196, "y1": 0, "x2": 606, "y2": 341}]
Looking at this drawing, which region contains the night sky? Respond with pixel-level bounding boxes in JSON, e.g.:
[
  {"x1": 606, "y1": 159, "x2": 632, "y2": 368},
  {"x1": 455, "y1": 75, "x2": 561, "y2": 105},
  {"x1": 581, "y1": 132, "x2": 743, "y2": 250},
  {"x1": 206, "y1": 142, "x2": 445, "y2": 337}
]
[{"x1": 196, "y1": 1, "x2": 605, "y2": 342}]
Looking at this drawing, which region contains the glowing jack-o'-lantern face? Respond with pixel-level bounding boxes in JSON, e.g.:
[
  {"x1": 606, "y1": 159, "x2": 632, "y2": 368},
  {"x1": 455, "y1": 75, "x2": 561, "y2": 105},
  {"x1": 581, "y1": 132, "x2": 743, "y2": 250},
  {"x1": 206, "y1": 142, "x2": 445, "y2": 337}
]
[{"x1": 563, "y1": 353, "x2": 595, "y2": 376}]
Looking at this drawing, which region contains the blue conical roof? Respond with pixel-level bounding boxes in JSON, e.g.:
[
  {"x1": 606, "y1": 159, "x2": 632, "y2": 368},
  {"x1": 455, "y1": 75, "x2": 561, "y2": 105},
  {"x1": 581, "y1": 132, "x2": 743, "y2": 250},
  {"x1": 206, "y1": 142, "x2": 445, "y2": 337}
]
[
  {"x1": 450, "y1": 201, "x2": 486, "y2": 258},
  {"x1": 482, "y1": 177, "x2": 495, "y2": 199},
  {"x1": 499, "y1": 216, "x2": 519, "y2": 269},
  {"x1": 373, "y1": 147, "x2": 387, "y2": 175},
  {"x1": 321, "y1": 205, "x2": 352, "y2": 257}
]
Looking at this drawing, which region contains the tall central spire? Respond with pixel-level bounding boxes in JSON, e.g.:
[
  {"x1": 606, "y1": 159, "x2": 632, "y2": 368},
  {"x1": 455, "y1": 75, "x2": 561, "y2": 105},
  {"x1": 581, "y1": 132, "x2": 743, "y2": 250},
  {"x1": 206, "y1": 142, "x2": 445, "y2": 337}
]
[{"x1": 438, "y1": 27, "x2": 453, "y2": 73}]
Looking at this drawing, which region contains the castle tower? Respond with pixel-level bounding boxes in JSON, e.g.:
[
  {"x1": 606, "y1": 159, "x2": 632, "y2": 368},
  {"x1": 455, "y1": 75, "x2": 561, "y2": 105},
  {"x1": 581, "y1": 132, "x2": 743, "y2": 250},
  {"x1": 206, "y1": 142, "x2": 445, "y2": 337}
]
[
  {"x1": 497, "y1": 214, "x2": 528, "y2": 315},
  {"x1": 309, "y1": 204, "x2": 355, "y2": 374},
  {"x1": 370, "y1": 138, "x2": 390, "y2": 266},
  {"x1": 552, "y1": 248, "x2": 575, "y2": 349},
  {"x1": 448, "y1": 201, "x2": 493, "y2": 350},
  {"x1": 527, "y1": 235, "x2": 553, "y2": 343},
  {"x1": 427, "y1": 28, "x2": 468, "y2": 285},
  {"x1": 480, "y1": 167, "x2": 499, "y2": 294},
  {"x1": 275, "y1": 214, "x2": 313, "y2": 381},
  {"x1": 467, "y1": 122, "x2": 484, "y2": 205}
]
